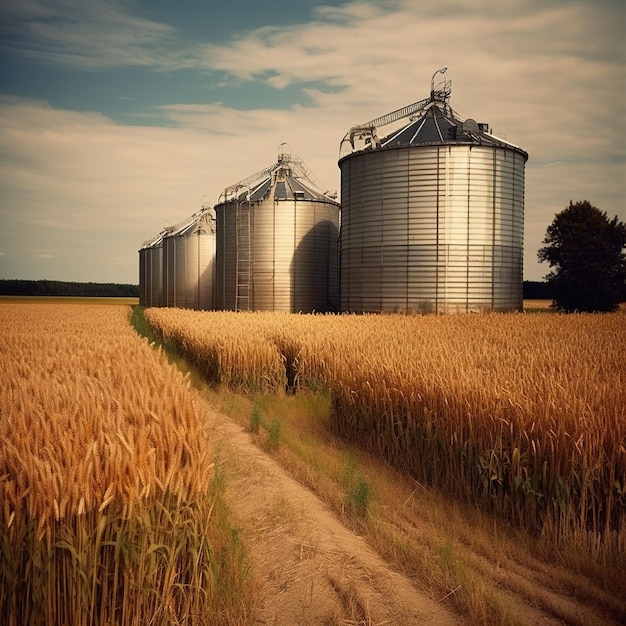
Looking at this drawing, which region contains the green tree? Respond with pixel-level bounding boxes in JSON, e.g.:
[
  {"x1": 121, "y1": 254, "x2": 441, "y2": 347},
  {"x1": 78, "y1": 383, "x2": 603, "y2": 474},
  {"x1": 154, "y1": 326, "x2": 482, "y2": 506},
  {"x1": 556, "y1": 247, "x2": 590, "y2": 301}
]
[{"x1": 538, "y1": 201, "x2": 626, "y2": 312}]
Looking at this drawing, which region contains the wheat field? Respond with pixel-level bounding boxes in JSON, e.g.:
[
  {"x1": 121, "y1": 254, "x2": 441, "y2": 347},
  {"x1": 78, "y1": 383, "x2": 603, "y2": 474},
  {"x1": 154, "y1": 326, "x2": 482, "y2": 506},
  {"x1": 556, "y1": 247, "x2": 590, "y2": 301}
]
[
  {"x1": 0, "y1": 303, "x2": 238, "y2": 626},
  {"x1": 144, "y1": 307, "x2": 626, "y2": 564},
  {"x1": 4, "y1": 300, "x2": 620, "y2": 623}
]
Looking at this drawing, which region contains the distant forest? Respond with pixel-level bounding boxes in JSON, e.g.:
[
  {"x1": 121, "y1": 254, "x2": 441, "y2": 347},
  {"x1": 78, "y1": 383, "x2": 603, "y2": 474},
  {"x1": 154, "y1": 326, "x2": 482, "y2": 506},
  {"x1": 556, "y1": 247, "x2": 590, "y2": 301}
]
[
  {"x1": 0, "y1": 279, "x2": 139, "y2": 297},
  {"x1": 1, "y1": 279, "x2": 550, "y2": 300}
]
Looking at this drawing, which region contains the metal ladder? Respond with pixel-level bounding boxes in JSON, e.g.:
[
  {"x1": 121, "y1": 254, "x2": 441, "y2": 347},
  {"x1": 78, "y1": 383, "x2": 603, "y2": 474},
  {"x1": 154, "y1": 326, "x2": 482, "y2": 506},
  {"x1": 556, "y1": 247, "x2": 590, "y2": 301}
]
[{"x1": 235, "y1": 202, "x2": 251, "y2": 311}]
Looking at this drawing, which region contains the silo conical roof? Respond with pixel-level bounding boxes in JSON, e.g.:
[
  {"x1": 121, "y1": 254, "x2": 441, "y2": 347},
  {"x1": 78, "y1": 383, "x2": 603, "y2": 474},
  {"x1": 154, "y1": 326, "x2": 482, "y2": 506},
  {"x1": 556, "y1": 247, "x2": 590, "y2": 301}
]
[
  {"x1": 220, "y1": 145, "x2": 338, "y2": 204},
  {"x1": 340, "y1": 69, "x2": 527, "y2": 161},
  {"x1": 379, "y1": 102, "x2": 527, "y2": 156}
]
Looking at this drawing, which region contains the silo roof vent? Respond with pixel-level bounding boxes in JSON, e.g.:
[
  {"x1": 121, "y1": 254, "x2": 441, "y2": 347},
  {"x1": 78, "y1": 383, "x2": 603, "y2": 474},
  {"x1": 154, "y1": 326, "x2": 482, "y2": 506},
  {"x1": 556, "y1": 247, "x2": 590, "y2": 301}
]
[
  {"x1": 219, "y1": 143, "x2": 338, "y2": 204},
  {"x1": 340, "y1": 68, "x2": 527, "y2": 159}
]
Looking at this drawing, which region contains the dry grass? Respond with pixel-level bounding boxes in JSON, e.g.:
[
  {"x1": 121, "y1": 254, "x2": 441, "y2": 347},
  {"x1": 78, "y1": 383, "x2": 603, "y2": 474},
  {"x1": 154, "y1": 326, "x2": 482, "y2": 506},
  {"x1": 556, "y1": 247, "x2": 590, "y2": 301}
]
[
  {"x1": 522, "y1": 298, "x2": 553, "y2": 310},
  {"x1": 201, "y1": 383, "x2": 626, "y2": 624},
  {"x1": 144, "y1": 308, "x2": 626, "y2": 571},
  {"x1": 0, "y1": 303, "x2": 250, "y2": 625}
]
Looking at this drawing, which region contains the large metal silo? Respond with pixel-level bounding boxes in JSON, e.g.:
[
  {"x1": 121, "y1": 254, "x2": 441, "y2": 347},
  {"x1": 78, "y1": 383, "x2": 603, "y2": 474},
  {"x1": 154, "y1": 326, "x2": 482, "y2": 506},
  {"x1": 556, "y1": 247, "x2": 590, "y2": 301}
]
[
  {"x1": 214, "y1": 146, "x2": 340, "y2": 312},
  {"x1": 138, "y1": 232, "x2": 164, "y2": 307},
  {"x1": 161, "y1": 205, "x2": 216, "y2": 310},
  {"x1": 338, "y1": 69, "x2": 528, "y2": 313}
]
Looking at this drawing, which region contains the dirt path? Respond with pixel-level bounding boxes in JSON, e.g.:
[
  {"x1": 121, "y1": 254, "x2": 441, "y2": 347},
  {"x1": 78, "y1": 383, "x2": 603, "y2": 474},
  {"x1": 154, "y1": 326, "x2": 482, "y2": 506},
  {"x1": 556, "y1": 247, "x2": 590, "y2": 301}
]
[
  {"x1": 204, "y1": 403, "x2": 624, "y2": 626},
  {"x1": 206, "y1": 404, "x2": 463, "y2": 625}
]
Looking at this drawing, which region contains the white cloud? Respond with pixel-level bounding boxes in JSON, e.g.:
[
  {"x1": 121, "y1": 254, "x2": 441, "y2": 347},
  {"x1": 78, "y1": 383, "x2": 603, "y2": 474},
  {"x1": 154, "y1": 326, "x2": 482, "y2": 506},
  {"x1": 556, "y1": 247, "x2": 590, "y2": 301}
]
[
  {"x1": 183, "y1": 0, "x2": 624, "y2": 178},
  {"x1": 191, "y1": 0, "x2": 625, "y2": 283},
  {"x1": 0, "y1": 0, "x2": 624, "y2": 283},
  {"x1": 0, "y1": 0, "x2": 189, "y2": 70}
]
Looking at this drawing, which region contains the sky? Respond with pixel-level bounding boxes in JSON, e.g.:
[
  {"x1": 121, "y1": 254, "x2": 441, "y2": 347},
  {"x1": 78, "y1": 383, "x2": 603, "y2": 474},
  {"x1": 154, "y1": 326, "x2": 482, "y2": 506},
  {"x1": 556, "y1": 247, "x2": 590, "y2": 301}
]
[{"x1": 0, "y1": 0, "x2": 624, "y2": 284}]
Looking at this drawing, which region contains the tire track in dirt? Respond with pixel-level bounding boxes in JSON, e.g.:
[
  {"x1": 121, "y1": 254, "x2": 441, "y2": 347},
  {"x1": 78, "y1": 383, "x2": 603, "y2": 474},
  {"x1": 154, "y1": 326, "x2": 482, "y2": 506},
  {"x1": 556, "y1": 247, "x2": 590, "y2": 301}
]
[
  {"x1": 205, "y1": 401, "x2": 625, "y2": 626},
  {"x1": 206, "y1": 404, "x2": 464, "y2": 625}
]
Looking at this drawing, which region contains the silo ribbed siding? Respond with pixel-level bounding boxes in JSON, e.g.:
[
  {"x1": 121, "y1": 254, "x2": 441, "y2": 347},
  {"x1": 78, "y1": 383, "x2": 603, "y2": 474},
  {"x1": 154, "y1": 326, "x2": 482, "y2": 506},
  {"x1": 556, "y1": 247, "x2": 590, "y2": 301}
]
[
  {"x1": 215, "y1": 199, "x2": 339, "y2": 312},
  {"x1": 139, "y1": 248, "x2": 147, "y2": 306},
  {"x1": 215, "y1": 205, "x2": 237, "y2": 311},
  {"x1": 340, "y1": 144, "x2": 525, "y2": 313},
  {"x1": 138, "y1": 236, "x2": 163, "y2": 307},
  {"x1": 214, "y1": 154, "x2": 340, "y2": 313},
  {"x1": 174, "y1": 226, "x2": 189, "y2": 307},
  {"x1": 162, "y1": 232, "x2": 177, "y2": 308},
  {"x1": 161, "y1": 211, "x2": 216, "y2": 310},
  {"x1": 196, "y1": 219, "x2": 215, "y2": 311}
]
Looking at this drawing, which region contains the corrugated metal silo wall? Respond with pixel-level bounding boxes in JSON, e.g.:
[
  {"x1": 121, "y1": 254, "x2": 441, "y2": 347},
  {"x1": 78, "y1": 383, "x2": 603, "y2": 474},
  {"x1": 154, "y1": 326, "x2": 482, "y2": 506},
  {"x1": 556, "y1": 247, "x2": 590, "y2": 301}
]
[
  {"x1": 147, "y1": 242, "x2": 163, "y2": 306},
  {"x1": 215, "y1": 199, "x2": 339, "y2": 312},
  {"x1": 339, "y1": 144, "x2": 525, "y2": 313},
  {"x1": 174, "y1": 233, "x2": 188, "y2": 308},
  {"x1": 162, "y1": 235, "x2": 177, "y2": 307},
  {"x1": 161, "y1": 222, "x2": 215, "y2": 310},
  {"x1": 215, "y1": 202, "x2": 238, "y2": 310},
  {"x1": 183, "y1": 220, "x2": 215, "y2": 311},
  {"x1": 148, "y1": 245, "x2": 163, "y2": 307},
  {"x1": 181, "y1": 228, "x2": 199, "y2": 310},
  {"x1": 139, "y1": 249, "x2": 147, "y2": 306},
  {"x1": 197, "y1": 217, "x2": 216, "y2": 311},
  {"x1": 139, "y1": 245, "x2": 163, "y2": 307}
]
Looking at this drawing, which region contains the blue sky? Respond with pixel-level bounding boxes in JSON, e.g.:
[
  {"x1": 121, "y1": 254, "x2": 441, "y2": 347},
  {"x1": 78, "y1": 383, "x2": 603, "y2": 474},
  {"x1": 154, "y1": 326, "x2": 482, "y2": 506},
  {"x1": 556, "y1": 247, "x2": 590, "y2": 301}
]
[{"x1": 0, "y1": 0, "x2": 624, "y2": 284}]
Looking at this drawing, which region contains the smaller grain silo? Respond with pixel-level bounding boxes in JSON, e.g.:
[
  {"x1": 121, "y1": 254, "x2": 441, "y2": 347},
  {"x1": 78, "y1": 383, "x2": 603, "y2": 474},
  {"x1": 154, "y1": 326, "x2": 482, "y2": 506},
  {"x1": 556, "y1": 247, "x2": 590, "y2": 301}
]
[
  {"x1": 138, "y1": 231, "x2": 165, "y2": 307},
  {"x1": 161, "y1": 205, "x2": 216, "y2": 310},
  {"x1": 214, "y1": 146, "x2": 339, "y2": 312}
]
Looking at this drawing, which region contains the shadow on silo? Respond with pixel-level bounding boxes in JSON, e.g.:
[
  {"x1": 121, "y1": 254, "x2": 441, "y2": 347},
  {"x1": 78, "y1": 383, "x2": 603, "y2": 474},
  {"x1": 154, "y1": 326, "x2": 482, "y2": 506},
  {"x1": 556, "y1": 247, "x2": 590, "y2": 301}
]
[
  {"x1": 290, "y1": 220, "x2": 339, "y2": 313},
  {"x1": 197, "y1": 260, "x2": 215, "y2": 311}
]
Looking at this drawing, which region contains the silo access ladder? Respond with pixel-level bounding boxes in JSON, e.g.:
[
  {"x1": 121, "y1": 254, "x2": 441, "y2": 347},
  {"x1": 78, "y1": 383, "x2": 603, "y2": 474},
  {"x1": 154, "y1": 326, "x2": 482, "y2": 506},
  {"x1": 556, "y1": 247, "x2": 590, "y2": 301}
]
[{"x1": 235, "y1": 202, "x2": 251, "y2": 311}]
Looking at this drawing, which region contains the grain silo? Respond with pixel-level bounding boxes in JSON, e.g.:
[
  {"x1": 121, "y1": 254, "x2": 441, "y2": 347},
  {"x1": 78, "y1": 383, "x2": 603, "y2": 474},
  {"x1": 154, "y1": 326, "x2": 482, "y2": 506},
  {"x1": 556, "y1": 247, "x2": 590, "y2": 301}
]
[
  {"x1": 338, "y1": 69, "x2": 528, "y2": 313},
  {"x1": 214, "y1": 146, "x2": 339, "y2": 312},
  {"x1": 138, "y1": 231, "x2": 164, "y2": 307},
  {"x1": 161, "y1": 205, "x2": 216, "y2": 310}
]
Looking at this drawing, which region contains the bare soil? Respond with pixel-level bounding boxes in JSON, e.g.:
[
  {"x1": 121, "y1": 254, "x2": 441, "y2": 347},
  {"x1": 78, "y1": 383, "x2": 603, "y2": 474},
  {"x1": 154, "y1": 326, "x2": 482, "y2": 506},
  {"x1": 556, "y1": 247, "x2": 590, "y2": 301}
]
[{"x1": 205, "y1": 403, "x2": 624, "y2": 626}]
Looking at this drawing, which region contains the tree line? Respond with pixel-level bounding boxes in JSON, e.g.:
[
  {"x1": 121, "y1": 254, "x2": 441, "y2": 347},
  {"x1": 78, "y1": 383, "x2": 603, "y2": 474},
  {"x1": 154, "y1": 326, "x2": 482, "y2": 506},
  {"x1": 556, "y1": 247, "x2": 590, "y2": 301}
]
[
  {"x1": 0, "y1": 278, "x2": 563, "y2": 301},
  {"x1": 1, "y1": 278, "x2": 551, "y2": 300},
  {"x1": 0, "y1": 280, "x2": 139, "y2": 298}
]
